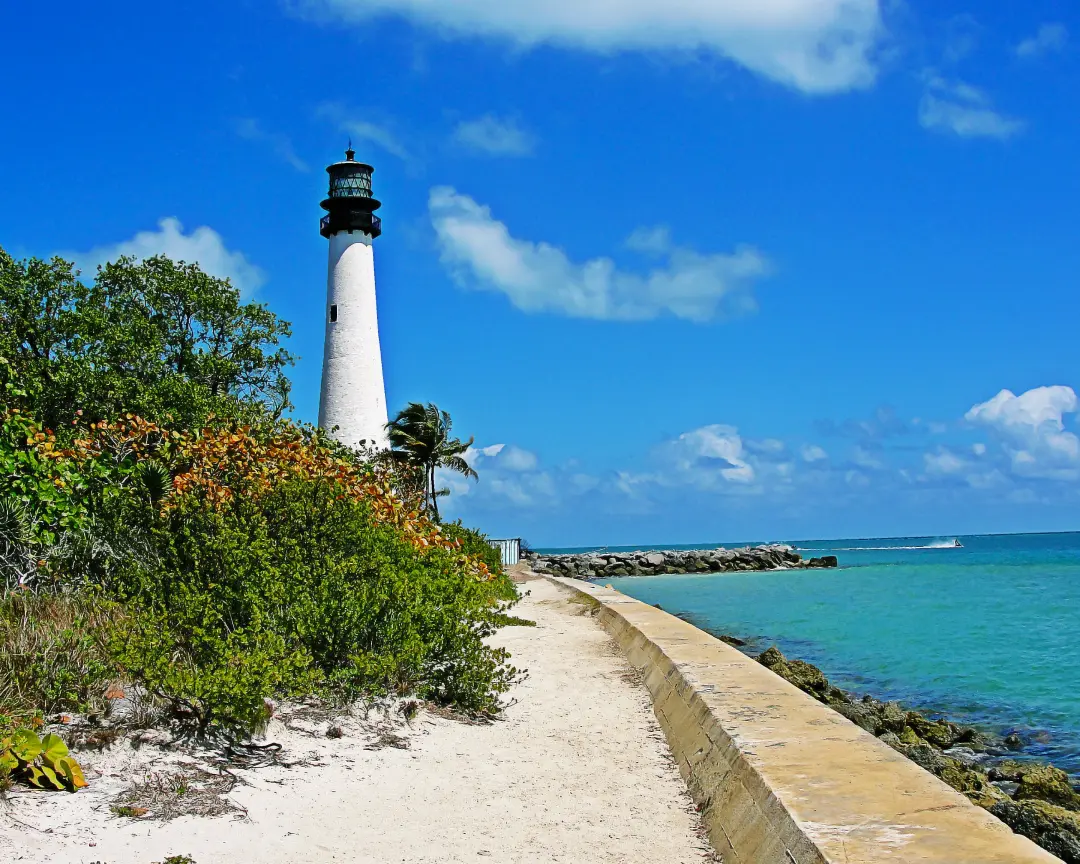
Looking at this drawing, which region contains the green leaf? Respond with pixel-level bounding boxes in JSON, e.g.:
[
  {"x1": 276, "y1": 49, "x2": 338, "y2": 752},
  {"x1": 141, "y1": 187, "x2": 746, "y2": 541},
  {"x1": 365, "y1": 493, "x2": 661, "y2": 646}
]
[
  {"x1": 25, "y1": 764, "x2": 66, "y2": 791},
  {"x1": 11, "y1": 729, "x2": 42, "y2": 763},
  {"x1": 40, "y1": 733, "x2": 70, "y2": 765},
  {"x1": 54, "y1": 755, "x2": 88, "y2": 791}
]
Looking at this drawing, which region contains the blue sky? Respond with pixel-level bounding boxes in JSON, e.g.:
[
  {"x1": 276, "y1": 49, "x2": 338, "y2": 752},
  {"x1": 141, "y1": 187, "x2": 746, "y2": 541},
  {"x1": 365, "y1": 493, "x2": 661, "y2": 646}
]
[{"x1": 3, "y1": 0, "x2": 1079, "y2": 545}]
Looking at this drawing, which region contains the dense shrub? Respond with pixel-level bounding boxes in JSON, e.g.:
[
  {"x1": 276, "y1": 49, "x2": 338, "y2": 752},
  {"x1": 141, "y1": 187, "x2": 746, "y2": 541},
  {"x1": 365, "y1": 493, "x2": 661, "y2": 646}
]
[
  {"x1": 1, "y1": 407, "x2": 517, "y2": 738},
  {"x1": 110, "y1": 482, "x2": 517, "y2": 735},
  {"x1": 0, "y1": 248, "x2": 517, "y2": 742}
]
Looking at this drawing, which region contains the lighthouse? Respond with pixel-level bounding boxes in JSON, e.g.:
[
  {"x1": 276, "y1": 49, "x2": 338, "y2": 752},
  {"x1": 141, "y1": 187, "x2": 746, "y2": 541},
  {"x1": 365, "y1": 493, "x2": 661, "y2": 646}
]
[{"x1": 318, "y1": 146, "x2": 389, "y2": 450}]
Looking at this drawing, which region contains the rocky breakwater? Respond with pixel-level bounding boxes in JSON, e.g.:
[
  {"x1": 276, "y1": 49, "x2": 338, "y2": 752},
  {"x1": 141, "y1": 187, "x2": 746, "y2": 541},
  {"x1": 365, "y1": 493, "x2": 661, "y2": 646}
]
[{"x1": 525, "y1": 545, "x2": 837, "y2": 580}]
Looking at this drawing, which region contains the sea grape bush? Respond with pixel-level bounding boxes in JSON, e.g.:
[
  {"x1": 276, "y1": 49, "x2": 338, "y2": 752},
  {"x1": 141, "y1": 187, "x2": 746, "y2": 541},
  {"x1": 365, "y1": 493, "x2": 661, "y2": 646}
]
[
  {"x1": 1, "y1": 247, "x2": 518, "y2": 741},
  {"x1": 0, "y1": 406, "x2": 516, "y2": 738},
  {"x1": 0, "y1": 729, "x2": 87, "y2": 792}
]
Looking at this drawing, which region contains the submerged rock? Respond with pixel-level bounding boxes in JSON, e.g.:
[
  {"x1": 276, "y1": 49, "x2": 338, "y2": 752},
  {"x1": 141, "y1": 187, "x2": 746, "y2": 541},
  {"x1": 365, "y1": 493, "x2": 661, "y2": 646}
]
[{"x1": 990, "y1": 800, "x2": 1080, "y2": 864}]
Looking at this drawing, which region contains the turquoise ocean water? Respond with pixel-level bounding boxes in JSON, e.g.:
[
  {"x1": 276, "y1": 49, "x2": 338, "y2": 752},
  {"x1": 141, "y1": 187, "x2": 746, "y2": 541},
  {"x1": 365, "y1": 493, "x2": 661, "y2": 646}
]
[{"x1": 539, "y1": 533, "x2": 1080, "y2": 773}]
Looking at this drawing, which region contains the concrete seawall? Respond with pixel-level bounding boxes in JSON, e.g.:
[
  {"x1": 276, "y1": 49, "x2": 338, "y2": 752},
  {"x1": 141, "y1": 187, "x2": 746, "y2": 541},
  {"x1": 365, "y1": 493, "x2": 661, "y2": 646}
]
[{"x1": 550, "y1": 576, "x2": 1058, "y2": 864}]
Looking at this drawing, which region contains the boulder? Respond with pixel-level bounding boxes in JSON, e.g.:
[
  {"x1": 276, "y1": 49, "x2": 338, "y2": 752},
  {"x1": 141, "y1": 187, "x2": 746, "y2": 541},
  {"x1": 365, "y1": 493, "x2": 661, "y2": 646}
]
[
  {"x1": 904, "y1": 742, "x2": 949, "y2": 775},
  {"x1": 906, "y1": 711, "x2": 963, "y2": 749},
  {"x1": 1014, "y1": 765, "x2": 1080, "y2": 811},
  {"x1": 876, "y1": 701, "x2": 908, "y2": 734},
  {"x1": 833, "y1": 700, "x2": 879, "y2": 735},
  {"x1": 757, "y1": 646, "x2": 829, "y2": 700},
  {"x1": 989, "y1": 760, "x2": 1029, "y2": 782},
  {"x1": 990, "y1": 800, "x2": 1080, "y2": 864}
]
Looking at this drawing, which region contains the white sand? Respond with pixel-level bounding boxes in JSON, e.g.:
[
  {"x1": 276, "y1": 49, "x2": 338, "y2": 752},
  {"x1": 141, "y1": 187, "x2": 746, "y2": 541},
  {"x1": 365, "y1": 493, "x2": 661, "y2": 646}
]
[{"x1": 1, "y1": 577, "x2": 714, "y2": 863}]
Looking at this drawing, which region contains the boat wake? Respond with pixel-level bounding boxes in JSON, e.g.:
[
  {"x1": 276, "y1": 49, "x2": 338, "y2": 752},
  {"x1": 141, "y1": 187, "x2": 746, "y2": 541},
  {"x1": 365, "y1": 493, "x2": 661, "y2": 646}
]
[{"x1": 797, "y1": 540, "x2": 962, "y2": 552}]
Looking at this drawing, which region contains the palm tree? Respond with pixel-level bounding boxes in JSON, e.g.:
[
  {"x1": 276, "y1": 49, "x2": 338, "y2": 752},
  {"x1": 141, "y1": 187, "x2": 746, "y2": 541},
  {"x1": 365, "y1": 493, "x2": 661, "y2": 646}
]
[{"x1": 385, "y1": 402, "x2": 477, "y2": 520}]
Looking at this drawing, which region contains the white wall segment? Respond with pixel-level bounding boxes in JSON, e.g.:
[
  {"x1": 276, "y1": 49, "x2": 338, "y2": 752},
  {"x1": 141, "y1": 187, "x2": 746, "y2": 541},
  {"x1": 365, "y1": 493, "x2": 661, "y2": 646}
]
[{"x1": 318, "y1": 230, "x2": 389, "y2": 450}]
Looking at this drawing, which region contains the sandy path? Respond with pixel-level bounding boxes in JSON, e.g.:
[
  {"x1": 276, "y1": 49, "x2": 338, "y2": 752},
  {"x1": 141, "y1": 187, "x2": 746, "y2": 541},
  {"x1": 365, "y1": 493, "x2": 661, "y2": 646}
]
[{"x1": 1, "y1": 577, "x2": 714, "y2": 863}]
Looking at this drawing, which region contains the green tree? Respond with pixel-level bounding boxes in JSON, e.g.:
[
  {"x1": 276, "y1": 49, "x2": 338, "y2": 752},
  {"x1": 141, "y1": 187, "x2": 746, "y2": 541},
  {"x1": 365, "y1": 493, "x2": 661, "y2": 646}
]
[
  {"x1": 0, "y1": 248, "x2": 293, "y2": 430},
  {"x1": 385, "y1": 403, "x2": 477, "y2": 520}
]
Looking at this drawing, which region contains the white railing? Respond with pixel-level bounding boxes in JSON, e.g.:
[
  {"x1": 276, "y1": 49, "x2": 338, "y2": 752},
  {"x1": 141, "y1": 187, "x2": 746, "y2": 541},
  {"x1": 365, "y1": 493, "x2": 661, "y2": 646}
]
[{"x1": 488, "y1": 538, "x2": 521, "y2": 567}]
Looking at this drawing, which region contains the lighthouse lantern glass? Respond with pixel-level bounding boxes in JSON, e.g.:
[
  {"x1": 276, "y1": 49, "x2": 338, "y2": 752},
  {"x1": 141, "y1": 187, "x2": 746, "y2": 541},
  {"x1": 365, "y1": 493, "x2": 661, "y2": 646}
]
[{"x1": 329, "y1": 170, "x2": 372, "y2": 199}]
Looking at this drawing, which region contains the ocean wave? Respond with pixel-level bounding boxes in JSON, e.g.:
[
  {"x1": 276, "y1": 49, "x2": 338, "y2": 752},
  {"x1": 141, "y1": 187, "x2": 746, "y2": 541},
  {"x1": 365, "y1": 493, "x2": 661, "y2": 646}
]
[{"x1": 797, "y1": 540, "x2": 961, "y2": 552}]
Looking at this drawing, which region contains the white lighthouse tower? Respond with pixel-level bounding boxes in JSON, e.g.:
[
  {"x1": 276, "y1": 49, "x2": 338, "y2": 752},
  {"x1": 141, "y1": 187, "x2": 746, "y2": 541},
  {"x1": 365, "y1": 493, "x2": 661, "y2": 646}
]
[{"x1": 318, "y1": 146, "x2": 389, "y2": 450}]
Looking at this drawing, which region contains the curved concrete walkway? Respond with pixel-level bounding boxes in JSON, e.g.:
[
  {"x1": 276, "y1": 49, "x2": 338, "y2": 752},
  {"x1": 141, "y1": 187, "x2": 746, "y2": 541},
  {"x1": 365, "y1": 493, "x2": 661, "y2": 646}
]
[{"x1": 1, "y1": 577, "x2": 715, "y2": 863}]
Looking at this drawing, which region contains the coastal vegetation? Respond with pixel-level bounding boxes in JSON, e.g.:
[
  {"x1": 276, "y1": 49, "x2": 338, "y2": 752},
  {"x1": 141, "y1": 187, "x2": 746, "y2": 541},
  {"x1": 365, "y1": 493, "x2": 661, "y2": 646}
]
[{"x1": 0, "y1": 246, "x2": 518, "y2": 787}]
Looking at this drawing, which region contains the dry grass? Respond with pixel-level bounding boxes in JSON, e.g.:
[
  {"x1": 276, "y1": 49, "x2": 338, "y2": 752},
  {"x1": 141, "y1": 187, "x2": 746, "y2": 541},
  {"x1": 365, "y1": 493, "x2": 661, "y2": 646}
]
[
  {"x1": 565, "y1": 592, "x2": 602, "y2": 617},
  {"x1": 112, "y1": 767, "x2": 245, "y2": 821},
  {"x1": 0, "y1": 591, "x2": 124, "y2": 726}
]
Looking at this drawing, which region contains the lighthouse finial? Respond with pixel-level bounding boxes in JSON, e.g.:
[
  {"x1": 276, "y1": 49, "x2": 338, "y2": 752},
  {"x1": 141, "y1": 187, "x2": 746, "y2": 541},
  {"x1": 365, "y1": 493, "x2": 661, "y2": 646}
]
[{"x1": 345, "y1": 139, "x2": 355, "y2": 161}]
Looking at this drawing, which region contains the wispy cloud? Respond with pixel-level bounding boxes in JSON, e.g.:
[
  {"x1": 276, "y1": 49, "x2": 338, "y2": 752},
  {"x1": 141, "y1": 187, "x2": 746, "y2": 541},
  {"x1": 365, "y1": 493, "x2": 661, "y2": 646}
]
[
  {"x1": 300, "y1": 0, "x2": 885, "y2": 95},
  {"x1": 918, "y1": 75, "x2": 1024, "y2": 140},
  {"x1": 67, "y1": 218, "x2": 266, "y2": 299},
  {"x1": 428, "y1": 187, "x2": 768, "y2": 322},
  {"x1": 452, "y1": 115, "x2": 535, "y2": 157},
  {"x1": 233, "y1": 118, "x2": 309, "y2": 172},
  {"x1": 316, "y1": 103, "x2": 412, "y2": 162},
  {"x1": 1015, "y1": 23, "x2": 1068, "y2": 59},
  {"x1": 441, "y1": 384, "x2": 1080, "y2": 541}
]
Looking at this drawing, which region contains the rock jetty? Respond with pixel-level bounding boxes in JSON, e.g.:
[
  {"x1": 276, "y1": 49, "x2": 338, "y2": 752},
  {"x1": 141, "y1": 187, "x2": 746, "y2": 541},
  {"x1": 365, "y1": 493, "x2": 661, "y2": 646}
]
[{"x1": 525, "y1": 545, "x2": 837, "y2": 580}]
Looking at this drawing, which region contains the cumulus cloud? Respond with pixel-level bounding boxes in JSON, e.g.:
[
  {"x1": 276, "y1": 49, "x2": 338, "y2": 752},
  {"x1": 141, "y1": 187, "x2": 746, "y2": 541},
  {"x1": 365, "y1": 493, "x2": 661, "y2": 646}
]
[
  {"x1": 919, "y1": 75, "x2": 1024, "y2": 140},
  {"x1": 452, "y1": 115, "x2": 535, "y2": 156},
  {"x1": 70, "y1": 218, "x2": 266, "y2": 298},
  {"x1": 801, "y1": 444, "x2": 828, "y2": 463},
  {"x1": 1015, "y1": 23, "x2": 1068, "y2": 59},
  {"x1": 966, "y1": 386, "x2": 1080, "y2": 480},
  {"x1": 233, "y1": 118, "x2": 309, "y2": 172},
  {"x1": 316, "y1": 103, "x2": 412, "y2": 161},
  {"x1": 303, "y1": 0, "x2": 885, "y2": 94},
  {"x1": 428, "y1": 187, "x2": 768, "y2": 322},
  {"x1": 657, "y1": 425, "x2": 757, "y2": 486}
]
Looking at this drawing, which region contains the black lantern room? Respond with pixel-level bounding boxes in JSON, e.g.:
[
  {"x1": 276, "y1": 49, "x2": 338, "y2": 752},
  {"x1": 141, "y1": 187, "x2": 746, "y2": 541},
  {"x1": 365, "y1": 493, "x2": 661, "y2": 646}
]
[{"x1": 319, "y1": 146, "x2": 382, "y2": 239}]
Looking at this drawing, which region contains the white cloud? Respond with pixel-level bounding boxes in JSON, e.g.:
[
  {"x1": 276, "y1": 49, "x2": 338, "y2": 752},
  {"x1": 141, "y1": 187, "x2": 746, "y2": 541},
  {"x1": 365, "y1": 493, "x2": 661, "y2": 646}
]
[
  {"x1": 801, "y1": 444, "x2": 828, "y2": 462},
  {"x1": 1015, "y1": 23, "x2": 1068, "y2": 59},
  {"x1": 852, "y1": 445, "x2": 884, "y2": 470},
  {"x1": 919, "y1": 75, "x2": 1024, "y2": 140},
  {"x1": 233, "y1": 118, "x2": 309, "y2": 172},
  {"x1": 452, "y1": 115, "x2": 535, "y2": 156},
  {"x1": 923, "y1": 447, "x2": 965, "y2": 475},
  {"x1": 658, "y1": 425, "x2": 756, "y2": 486},
  {"x1": 305, "y1": 0, "x2": 885, "y2": 94},
  {"x1": 441, "y1": 442, "x2": 572, "y2": 510},
  {"x1": 972, "y1": 442, "x2": 987, "y2": 456},
  {"x1": 317, "y1": 103, "x2": 412, "y2": 161},
  {"x1": 70, "y1": 218, "x2": 266, "y2": 298},
  {"x1": 625, "y1": 226, "x2": 672, "y2": 255},
  {"x1": 966, "y1": 386, "x2": 1080, "y2": 480},
  {"x1": 428, "y1": 187, "x2": 768, "y2": 322}
]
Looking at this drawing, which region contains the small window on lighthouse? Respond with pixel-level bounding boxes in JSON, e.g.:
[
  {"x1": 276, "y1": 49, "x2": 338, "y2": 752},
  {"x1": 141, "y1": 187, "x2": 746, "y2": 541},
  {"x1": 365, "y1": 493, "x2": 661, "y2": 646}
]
[{"x1": 329, "y1": 304, "x2": 338, "y2": 323}]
